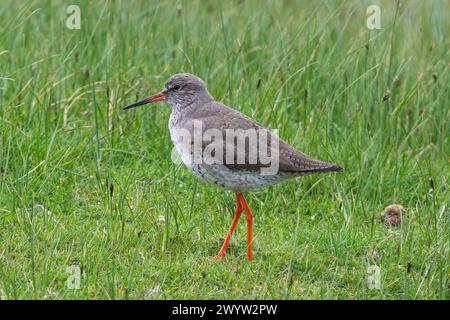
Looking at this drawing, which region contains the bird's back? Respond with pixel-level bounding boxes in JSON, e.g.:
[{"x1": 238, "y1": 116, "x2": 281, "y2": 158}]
[{"x1": 172, "y1": 100, "x2": 341, "y2": 176}]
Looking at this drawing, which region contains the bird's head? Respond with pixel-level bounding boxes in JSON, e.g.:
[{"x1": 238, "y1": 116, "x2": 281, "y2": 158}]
[{"x1": 124, "y1": 73, "x2": 212, "y2": 111}]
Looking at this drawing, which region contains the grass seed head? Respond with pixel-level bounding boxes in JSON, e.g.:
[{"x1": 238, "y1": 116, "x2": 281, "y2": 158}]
[
  {"x1": 382, "y1": 89, "x2": 391, "y2": 102},
  {"x1": 157, "y1": 215, "x2": 166, "y2": 226},
  {"x1": 381, "y1": 204, "x2": 405, "y2": 226}
]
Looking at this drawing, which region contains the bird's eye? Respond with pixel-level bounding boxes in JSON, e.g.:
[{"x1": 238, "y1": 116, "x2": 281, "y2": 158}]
[{"x1": 172, "y1": 84, "x2": 181, "y2": 91}]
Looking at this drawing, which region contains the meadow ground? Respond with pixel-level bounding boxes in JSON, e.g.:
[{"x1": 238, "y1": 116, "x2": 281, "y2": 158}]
[{"x1": 0, "y1": 0, "x2": 448, "y2": 299}]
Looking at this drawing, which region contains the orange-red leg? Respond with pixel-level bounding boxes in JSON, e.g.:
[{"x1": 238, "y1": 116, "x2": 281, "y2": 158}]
[
  {"x1": 238, "y1": 193, "x2": 254, "y2": 261},
  {"x1": 213, "y1": 193, "x2": 243, "y2": 260}
]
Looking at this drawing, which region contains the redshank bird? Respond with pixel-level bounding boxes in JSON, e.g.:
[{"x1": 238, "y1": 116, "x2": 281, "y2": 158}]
[{"x1": 125, "y1": 73, "x2": 342, "y2": 261}]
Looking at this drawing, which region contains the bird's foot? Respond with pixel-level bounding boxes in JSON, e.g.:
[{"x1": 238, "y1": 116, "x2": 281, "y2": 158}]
[{"x1": 212, "y1": 253, "x2": 225, "y2": 261}]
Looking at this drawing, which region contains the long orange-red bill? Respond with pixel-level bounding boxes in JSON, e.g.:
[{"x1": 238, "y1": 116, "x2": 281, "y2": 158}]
[{"x1": 124, "y1": 90, "x2": 167, "y2": 110}]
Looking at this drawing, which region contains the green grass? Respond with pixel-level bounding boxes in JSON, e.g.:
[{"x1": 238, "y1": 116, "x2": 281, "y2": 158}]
[{"x1": 0, "y1": 0, "x2": 448, "y2": 299}]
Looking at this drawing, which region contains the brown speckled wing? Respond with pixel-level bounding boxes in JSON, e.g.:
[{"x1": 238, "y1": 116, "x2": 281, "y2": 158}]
[{"x1": 184, "y1": 101, "x2": 342, "y2": 174}]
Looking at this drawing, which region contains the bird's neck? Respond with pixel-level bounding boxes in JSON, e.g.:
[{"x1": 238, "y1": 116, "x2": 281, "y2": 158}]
[{"x1": 171, "y1": 93, "x2": 213, "y2": 113}]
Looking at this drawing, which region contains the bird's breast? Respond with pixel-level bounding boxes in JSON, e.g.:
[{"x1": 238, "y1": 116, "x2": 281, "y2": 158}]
[{"x1": 169, "y1": 115, "x2": 194, "y2": 168}]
